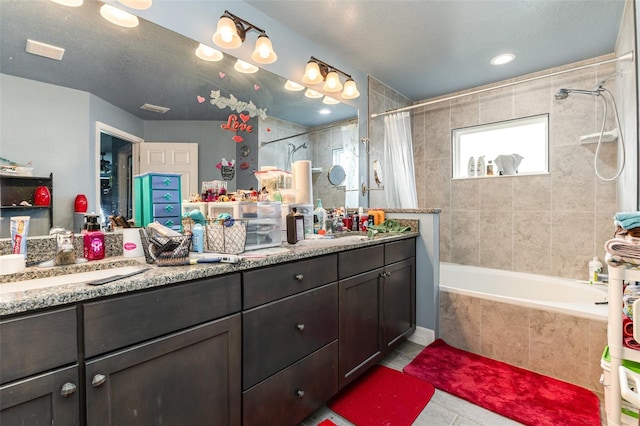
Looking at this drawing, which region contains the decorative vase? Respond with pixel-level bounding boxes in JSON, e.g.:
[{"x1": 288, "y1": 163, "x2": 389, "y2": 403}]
[
  {"x1": 74, "y1": 194, "x2": 88, "y2": 213},
  {"x1": 34, "y1": 186, "x2": 51, "y2": 206}
]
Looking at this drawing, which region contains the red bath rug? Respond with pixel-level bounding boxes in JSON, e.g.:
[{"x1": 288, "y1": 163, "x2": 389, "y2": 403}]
[
  {"x1": 403, "y1": 339, "x2": 601, "y2": 426},
  {"x1": 327, "y1": 365, "x2": 435, "y2": 426}
]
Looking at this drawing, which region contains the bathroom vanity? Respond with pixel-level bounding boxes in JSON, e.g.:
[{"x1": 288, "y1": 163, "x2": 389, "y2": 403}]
[{"x1": 0, "y1": 233, "x2": 417, "y2": 426}]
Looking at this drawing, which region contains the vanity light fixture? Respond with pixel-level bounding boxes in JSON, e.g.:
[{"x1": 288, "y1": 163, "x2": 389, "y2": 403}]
[
  {"x1": 50, "y1": 0, "x2": 83, "y2": 6},
  {"x1": 304, "y1": 89, "x2": 323, "y2": 99},
  {"x1": 490, "y1": 53, "x2": 516, "y2": 65},
  {"x1": 195, "y1": 43, "x2": 223, "y2": 62},
  {"x1": 284, "y1": 80, "x2": 305, "y2": 91},
  {"x1": 212, "y1": 10, "x2": 278, "y2": 64},
  {"x1": 323, "y1": 96, "x2": 340, "y2": 105},
  {"x1": 117, "y1": 0, "x2": 152, "y2": 10},
  {"x1": 100, "y1": 4, "x2": 139, "y2": 28},
  {"x1": 302, "y1": 57, "x2": 360, "y2": 99},
  {"x1": 234, "y1": 59, "x2": 259, "y2": 74}
]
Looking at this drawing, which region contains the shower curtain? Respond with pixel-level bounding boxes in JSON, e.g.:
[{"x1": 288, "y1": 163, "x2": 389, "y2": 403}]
[
  {"x1": 383, "y1": 112, "x2": 418, "y2": 208},
  {"x1": 342, "y1": 124, "x2": 359, "y2": 208}
]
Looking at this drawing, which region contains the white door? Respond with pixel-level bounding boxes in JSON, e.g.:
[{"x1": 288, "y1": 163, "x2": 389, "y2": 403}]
[{"x1": 138, "y1": 142, "x2": 198, "y2": 202}]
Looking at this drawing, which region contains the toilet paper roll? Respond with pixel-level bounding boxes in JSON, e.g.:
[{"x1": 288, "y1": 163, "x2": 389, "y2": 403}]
[
  {"x1": 293, "y1": 160, "x2": 313, "y2": 204},
  {"x1": 122, "y1": 228, "x2": 144, "y2": 258}
]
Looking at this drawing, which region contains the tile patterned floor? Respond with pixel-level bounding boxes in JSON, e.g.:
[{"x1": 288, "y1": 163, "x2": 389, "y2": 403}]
[{"x1": 299, "y1": 340, "x2": 525, "y2": 426}]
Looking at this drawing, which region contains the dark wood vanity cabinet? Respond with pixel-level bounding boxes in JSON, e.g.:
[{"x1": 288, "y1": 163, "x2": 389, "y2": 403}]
[
  {"x1": 0, "y1": 307, "x2": 80, "y2": 425},
  {"x1": 83, "y1": 274, "x2": 242, "y2": 426},
  {"x1": 338, "y1": 238, "x2": 416, "y2": 389},
  {"x1": 242, "y1": 254, "x2": 339, "y2": 426}
]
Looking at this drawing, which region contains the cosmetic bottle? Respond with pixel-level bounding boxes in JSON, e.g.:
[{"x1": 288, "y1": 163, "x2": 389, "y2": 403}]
[
  {"x1": 286, "y1": 208, "x2": 305, "y2": 244},
  {"x1": 192, "y1": 223, "x2": 204, "y2": 253}
]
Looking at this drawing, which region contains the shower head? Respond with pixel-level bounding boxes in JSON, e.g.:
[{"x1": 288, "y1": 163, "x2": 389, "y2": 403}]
[{"x1": 554, "y1": 88, "x2": 602, "y2": 100}]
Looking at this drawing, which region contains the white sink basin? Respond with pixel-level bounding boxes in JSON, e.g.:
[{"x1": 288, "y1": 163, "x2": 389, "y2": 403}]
[{"x1": 0, "y1": 266, "x2": 148, "y2": 295}]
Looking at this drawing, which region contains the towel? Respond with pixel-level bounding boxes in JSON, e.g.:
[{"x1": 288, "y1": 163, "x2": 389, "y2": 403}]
[
  {"x1": 615, "y1": 211, "x2": 640, "y2": 230},
  {"x1": 604, "y1": 237, "x2": 640, "y2": 266},
  {"x1": 623, "y1": 316, "x2": 635, "y2": 337}
]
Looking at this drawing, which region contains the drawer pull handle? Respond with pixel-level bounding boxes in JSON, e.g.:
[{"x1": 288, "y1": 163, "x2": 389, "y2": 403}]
[
  {"x1": 60, "y1": 382, "x2": 77, "y2": 398},
  {"x1": 295, "y1": 274, "x2": 304, "y2": 281},
  {"x1": 163, "y1": 192, "x2": 173, "y2": 200},
  {"x1": 296, "y1": 389, "x2": 305, "y2": 398},
  {"x1": 92, "y1": 374, "x2": 107, "y2": 388},
  {"x1": 164, "y1": 205, "x2": 174, "y2": 212},
  {"x1": 296, "y1": 323, "x2": 305, "y2": 331}
]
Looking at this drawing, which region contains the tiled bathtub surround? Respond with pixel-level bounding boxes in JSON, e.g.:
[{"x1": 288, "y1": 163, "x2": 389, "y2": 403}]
[
  {"x1": 399, "y1": 54, "x2": 624, "y2": 280},
  {"x1": 439, "y1": 291, "x2": 607, "y2": 395}
]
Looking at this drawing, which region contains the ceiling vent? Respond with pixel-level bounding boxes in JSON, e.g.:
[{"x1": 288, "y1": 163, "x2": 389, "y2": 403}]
[
  {"x1": 140, "y1": 103, "x2": 170, "y2": 114},
  {"x1": 26, "y1": 39, "x2": 65, "y2": 61}
]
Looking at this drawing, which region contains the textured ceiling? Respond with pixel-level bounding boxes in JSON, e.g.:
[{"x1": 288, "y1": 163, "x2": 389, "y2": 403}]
[
  {"x1": 246, "y1": 0, "x2": 626, "y2": 102},
  {"x1": 1, "y1": 0, "x2": 626, "y2": 125}
]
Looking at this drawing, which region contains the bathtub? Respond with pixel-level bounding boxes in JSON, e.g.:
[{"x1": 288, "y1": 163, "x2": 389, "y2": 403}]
[
  {"x1": 438, "y1": 262, "x2": 609, "y2": 392},
  {"x1": 440, "y1": 262, "x2": 608, "y2": 321}
]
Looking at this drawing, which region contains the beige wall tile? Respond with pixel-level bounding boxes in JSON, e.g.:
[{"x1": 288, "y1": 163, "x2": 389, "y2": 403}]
[
  {"x1": 588, "y1": 320, "x2": 608, "y2": 392},
  {"x1": 479, "y1": 86, "x2": 514, "y2": 124},
  {"x1": 439, "y1": 292, "x2": 481, "y2": 352},
  {"x1": 551, "y1": 144, "x2": 596, "y2": 212},
  {"x1": 451, "y1": 210, "x2": 480, "y2": 265},
  {"x1": 512, "y1": 211, "x2": 552, "y2": 275},
  {"x1": 551, "y1": 210, "x2": 595, "y2": 278},
  {"x1": 513, "y1": 175, "x2": 552, "y2": 212},
  {"x1": 479, "y1": 211, "x2": 513, "y2": 270},
  {"x1": 479, "y1": 178, "x2": 514, "y2": 211},
  {"x1": 529, "y1": 310, "x2": 590, "y2": 387},
  {"x1": 451, "y1": 179, "x2": 479, "y2": 211},
  {"x1": 479, "y1": 299, "x2": 530, "y2": 367}
]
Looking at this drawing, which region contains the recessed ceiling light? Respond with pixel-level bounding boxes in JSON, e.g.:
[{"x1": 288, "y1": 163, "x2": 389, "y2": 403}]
[
  {"x1": 26, "y1": 39, "x2": 65, "y2": 61},
  {"x1": 319, "y1": 109, "x2": 331, "y2": 115},
  {"x1": 490, "y1": 53, "x2": 516, "y2": 66}
]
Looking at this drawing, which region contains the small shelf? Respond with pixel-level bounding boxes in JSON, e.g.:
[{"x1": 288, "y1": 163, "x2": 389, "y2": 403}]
[
  {"x1": 0, "y1": 173, "x2": 53, "y2": 237},
  {"x1": 0, "y1": 205, "x2": 52, "y2": 209}
]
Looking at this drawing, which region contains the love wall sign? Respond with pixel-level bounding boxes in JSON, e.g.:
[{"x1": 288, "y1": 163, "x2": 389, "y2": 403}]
[{"x1": 221, "y1": 113, "x2": 253, "y2": 134}]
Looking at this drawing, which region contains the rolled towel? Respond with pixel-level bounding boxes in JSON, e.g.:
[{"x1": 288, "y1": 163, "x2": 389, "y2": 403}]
[
  {"x1": 623, "y1": 316, "x2": 635, "y2": 337},
  {"x1": 605, "y1": 238, "x2": 640, "y2": 265},
  {"x1": 615, "y1": 211, "x2": 640, "y2": 230},
  {"x1": 624, "y1": 336, "x2": 640, "y2": 351}
]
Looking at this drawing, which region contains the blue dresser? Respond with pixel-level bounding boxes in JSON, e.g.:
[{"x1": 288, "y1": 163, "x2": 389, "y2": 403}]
[{"x1": 134, "y1": 173, "x2": 182, "y2": 230}]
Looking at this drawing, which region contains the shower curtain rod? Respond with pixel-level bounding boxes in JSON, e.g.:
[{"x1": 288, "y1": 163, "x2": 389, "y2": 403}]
[
  {"x1": 259, "y1": 117, "x2": 357, "y2": 146},
  {"x1": 370, "y1": 51, "x2": 634, "y2": 119}
]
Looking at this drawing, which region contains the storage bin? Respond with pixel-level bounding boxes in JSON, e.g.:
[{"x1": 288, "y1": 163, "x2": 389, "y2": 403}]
[
  {"x1": 207, "y1": 201, "x2": 282, "y2": 250},
  {"x1": 601, "y1": 346, "x2": 640, "y2": 425},
  {"x1": 134, "y1": 173, "x2": 182, "y2": 230}
]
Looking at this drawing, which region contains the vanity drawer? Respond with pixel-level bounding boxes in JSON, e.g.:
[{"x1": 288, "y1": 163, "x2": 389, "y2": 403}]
[
  {"x1": 84, "y1": 274, "x2": 241, "y2": 358},
  {"x1": 338, "y1": 245, "x2": 384, "y2": 279},
  {"x1": 151, "y1": 189, "x2": 180, "y2": 203},
  {"x1": 150, "y1": 174, "x2": 180, "y2": 190},
  {"x1": 385, "y1": 238, "x2": 416, "y2": 265},
  {"x1": 243, "y1": 283, "x2": 338, "y2": 390},
  {"x1": 152, "y1": 216, "x2": 181, "y2": 229},
  {"x1": 243, "y1": 254, "x2": 337, "y2": 308},
  {"x1": 152, "y1": 203, "x2": 179, "y2": 217},
  {"x1": 1, "y1": 307, "x2": 77, "y2": 384},
  {"x1": 242, "y1": 340, "x2": 338, "y2": 426}
]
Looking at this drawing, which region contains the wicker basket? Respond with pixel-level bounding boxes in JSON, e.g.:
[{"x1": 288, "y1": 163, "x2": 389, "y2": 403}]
[
  {"x1": 139, "y1": 228, "x2": 191, "y2": 265},
  {"x1": 205, "y1": 219, "x2": 247, "y2": 254}
]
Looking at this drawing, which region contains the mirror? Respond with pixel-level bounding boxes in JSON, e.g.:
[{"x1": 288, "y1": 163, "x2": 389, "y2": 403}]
[
  {"x1": 0, "y1": 0, "x2": 358, "y2": 236},
  {"x1": 327, "y1": 165, "x2": 346, "y2": 187}
]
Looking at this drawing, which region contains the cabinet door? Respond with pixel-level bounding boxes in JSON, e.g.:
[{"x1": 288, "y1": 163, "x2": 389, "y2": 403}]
[
  {"x1": 338, "y1": 269, "x2": 383, "y2": 389},
  {"x1": 0, "y1": 365, "x2": 79, "y2": 425},
  {"x1": 86, "y1": 314, "x2": 241, "y2": 426},
  {"x1": 382, "y1": 258, "x2": 416, "y2": 352}
]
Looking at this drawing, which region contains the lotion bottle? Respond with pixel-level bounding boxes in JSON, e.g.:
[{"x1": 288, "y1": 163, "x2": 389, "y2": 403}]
[{"x1": 192, "y1": 223, "x2": 204, "y2": 253}]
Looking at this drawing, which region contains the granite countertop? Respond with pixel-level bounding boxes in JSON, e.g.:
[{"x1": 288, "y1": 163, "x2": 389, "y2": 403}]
[{"x1": 0, "y1": 229, "x2": 418, "y2": 316}]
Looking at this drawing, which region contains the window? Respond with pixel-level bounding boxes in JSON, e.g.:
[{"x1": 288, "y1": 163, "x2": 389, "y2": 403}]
[{"x1": 452, "y1": 114, "x2": 549, "y2": 179}]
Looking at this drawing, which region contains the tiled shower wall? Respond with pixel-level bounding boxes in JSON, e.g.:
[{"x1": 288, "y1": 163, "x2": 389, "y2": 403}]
[{"x1": 409, "y1": 56, "x2": 620, "y2": 280}]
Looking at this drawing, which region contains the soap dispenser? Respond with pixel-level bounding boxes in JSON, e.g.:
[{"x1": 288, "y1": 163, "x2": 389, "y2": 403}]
[{"x1": 82, "y1": 213, "x2": 105, "y2": 261}]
